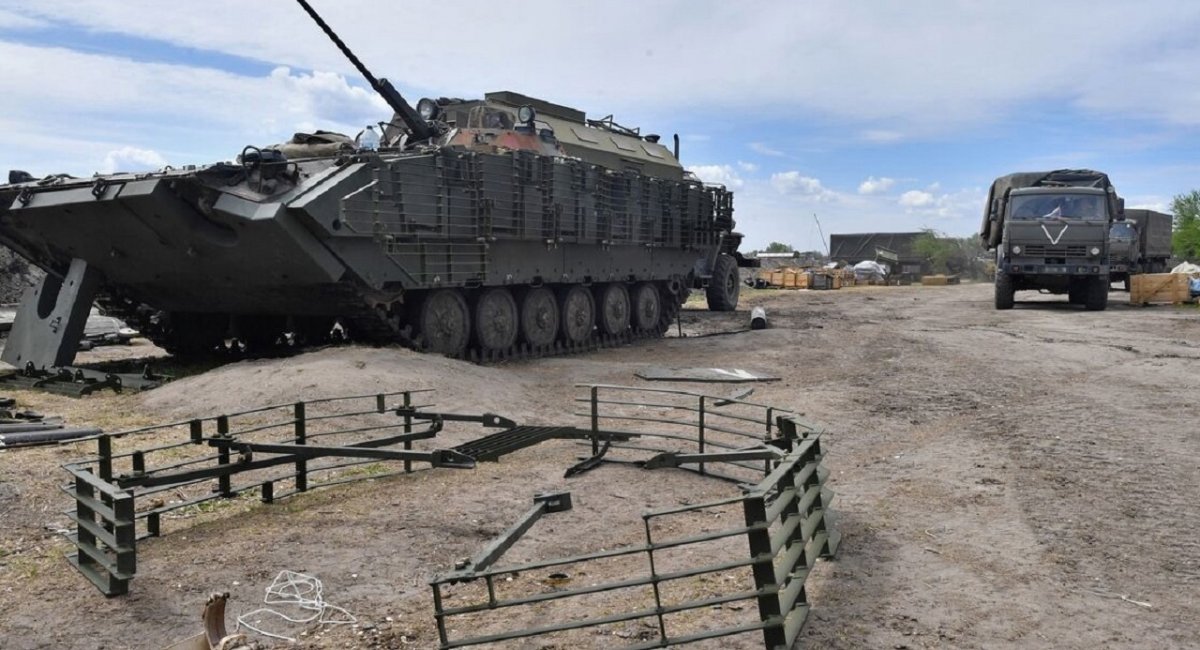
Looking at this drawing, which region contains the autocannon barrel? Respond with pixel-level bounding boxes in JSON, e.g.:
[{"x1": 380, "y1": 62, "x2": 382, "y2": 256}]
[{"x1": 294, "y1": 0, "x2": 434, "y2": 141}]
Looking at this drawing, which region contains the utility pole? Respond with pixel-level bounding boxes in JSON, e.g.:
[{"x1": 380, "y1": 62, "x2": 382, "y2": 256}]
[{"x1": 813, "y1": 214, "x2": 829, "y2": 256}]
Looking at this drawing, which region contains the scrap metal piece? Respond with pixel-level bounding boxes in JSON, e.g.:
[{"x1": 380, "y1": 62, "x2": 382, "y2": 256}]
[
  {"x1": 638, "y1": 446, "x2": 785, "y2": 470},
  {"x1": 713, "y1": 386, "x2": 755, "y2": 406},
  {"x1": 750, "y1": 306, "x2": 767, "y2": 330},
  {"x1": 563, "y1": 436, "x2": 613, "y2": 478},
  {"x1": 635, "y1": 366, "x2": 781, "y2": 383},
  {"x1": 2, "y1": 258, "x2": 103, "y2": 369},
  {"x1": 163, "y1": 593, "x2": 253, "y2": 650},
  {"x1": 0, "y1": 363, "x2": 166, "y2": 397},
  {"x1": 449, "y1": 492, "x2": 573, "y2": 578}
]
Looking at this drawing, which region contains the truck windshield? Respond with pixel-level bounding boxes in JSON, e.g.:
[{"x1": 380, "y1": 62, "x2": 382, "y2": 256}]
[
  {"x1": 1009, "y1": 194, "x2": 1106, "y2": 221},
  {"x1": 1109, "y1": 222, "x2": 1136, "y2": 241}
]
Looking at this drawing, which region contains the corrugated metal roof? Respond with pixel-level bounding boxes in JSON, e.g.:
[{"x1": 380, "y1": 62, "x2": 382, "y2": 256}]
[{"x1": 829, "y1": 232, "x2": 925, "y2": 263}]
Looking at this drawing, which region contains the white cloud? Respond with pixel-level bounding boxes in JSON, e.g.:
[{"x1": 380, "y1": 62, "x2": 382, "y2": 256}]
[
  {"x1": 689, "y1": 164, "x2": 744, "y2": 190},
  {"x1": 1128, "y1": 200, "x2": 1170, "y2": 213},
  {"x1": 0, "y1": 42, "x2": 388, "y2": 175},
  {"x1": 750, "y1": 142, "x2": 785, "y2": 157},
  {"x1": 858, "y1": 176, "x2": 895, "y2": 195},
  {"x1": 899, "y1": 190, "x2": 935, "y2": 208},
  {"x1": 770, "y1": 171, "x2": 835, "y2": 200},
  {"x1": 737, "y1": 160, "x2": 759, "y2": 173},
  {"x1": 5, "y1": 1, "x2": 1200, "y2": 131},
  {"x1": 101, "y1": 146, "x2": 167, "y2": 173}
]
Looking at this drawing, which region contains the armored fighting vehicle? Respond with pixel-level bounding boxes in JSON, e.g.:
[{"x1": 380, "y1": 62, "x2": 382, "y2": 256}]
[
  {"x1": 981, "y1": 169, "x2": 1123, "y2": 311},
  {"x1": 0, "y1": 1, "x2": 753, "y2": 365}
]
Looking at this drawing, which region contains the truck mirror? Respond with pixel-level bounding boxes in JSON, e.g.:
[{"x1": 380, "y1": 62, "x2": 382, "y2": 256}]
[{"x1": 1116, "y1": 197, "x2": 1126, "y2": 220}]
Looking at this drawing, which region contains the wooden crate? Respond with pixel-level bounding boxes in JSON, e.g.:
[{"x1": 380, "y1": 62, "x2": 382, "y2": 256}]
[
  {"x1": 921, "y1": 274, "x2": 960, "y2": 286},
  {"x1": 1130, "y1": 273, "x2": 1192, "y2": 305}
]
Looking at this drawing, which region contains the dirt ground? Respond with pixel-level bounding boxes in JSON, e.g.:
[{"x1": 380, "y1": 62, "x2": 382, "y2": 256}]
[{"x1": 1, "y1": 283, "x2": 1197, "y2": 649}]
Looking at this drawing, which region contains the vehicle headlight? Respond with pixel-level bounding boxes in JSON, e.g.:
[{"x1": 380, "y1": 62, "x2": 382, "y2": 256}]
[
  {"x1": 1011, "y1": 245, "x2": 1022, "y2": 255},
  {"x1": 517, "y1": 104, "x2": 537, "y2": 125},
  {"x1": 416, "y1": 98, "x2": 439, "y2": 121},
  {"x1": 1090, "y1": 246, "x2": 1101, "y2": 256}
]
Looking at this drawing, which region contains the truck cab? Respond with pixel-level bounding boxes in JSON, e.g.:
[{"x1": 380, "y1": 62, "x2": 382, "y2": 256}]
[{"x1": 983, "y1": 170, "x2": 1121, "y2": 311}]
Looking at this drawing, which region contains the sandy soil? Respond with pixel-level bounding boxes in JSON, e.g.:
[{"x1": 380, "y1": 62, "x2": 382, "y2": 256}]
[{"x1": 1, "y1": 283, "x2": 1197, "y2": 649}]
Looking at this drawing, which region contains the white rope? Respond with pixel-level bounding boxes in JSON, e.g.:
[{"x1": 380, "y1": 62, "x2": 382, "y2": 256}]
[{"x1": 235, "y1": 570, "x2": 356, "y2": 642}]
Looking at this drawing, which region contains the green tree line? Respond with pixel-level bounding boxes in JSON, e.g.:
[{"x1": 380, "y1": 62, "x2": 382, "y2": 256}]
[
  {"x1": 1172, "y1": 190, "x2": 1200, "y2": 260},
  {"x1": 913, "y1": 229, "x2": 989, "y2": 278}
]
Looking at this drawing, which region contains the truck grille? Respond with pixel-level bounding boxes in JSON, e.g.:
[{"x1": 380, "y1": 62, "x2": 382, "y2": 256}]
[{"x1": 1023, "y1": 244, "x2": 1088, "y2": 258}]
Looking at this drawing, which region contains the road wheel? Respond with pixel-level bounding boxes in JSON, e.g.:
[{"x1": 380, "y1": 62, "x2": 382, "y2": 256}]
[
  {"x1": 705, "y1": 254, "x2": 740, "y2": 312},
  {"x1": 631, "y1": 283, "x2": 662, "y2": 332},
  {"x1": 558, "y1": 285, "x2": 595, "y2": 345},
  {"x1": 1085, "y1": 276, "x2": 1109, "y2": 311},
  {"x1": 519, "y1": 286, "x2": 559, "y2": 348},
  {"x1": 597, "y1": 283, "x2": 631, "y2": 336},
  {"x1": 994, "y1": 271, "x2": 1015, "y2": 310},
  {"x1": 417, "y1": 289, "x2": 470, "y2": 355},
  {"x1": 473, "y1": 287, "x2": 518, "y2": 353}
]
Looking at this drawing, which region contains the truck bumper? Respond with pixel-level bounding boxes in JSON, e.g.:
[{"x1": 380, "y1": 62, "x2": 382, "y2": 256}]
[{"x1": 1002, "y1": 261, "x2": 1108, "y2": 276}]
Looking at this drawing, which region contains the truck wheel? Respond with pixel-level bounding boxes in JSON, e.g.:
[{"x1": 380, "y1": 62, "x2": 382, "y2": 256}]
[
  {"x1": 1067, "y1": 282, "x2": 1084, "y2": 305},
  {"x1": 994, "y1": 271, "x2": 1015, "y2": 310},
  {"x1": 705, "y1": 254, "x2": 740, "y2": 312},
  {"x1": 1084, "y1": 276, "x2": 1109, "y2": 311}
]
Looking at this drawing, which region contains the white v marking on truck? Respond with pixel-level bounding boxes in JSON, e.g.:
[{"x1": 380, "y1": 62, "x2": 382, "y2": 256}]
[{"x1": 1041, "y1": 223, "x2": 1069, "y2": 245}]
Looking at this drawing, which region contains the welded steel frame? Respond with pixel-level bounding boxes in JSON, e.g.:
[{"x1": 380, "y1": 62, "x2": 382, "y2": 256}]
[
  {"x1": 430, "y1": 386, "x2": 838, "y2": 649},
  {"x1": 61, "y1": 389, "x2": 501, "y2": 596}
]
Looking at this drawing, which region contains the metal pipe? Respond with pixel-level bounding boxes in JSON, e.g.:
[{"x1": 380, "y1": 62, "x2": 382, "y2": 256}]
[
  {"x1": 0, "y1": 422, "x2": 63, "y2": 433},
  {"x1": 0, "y1": 427, "x2": 103, "y2": 448},
  {"x1": 750, "y1": 306, "x2": 767, "y2": 330}
]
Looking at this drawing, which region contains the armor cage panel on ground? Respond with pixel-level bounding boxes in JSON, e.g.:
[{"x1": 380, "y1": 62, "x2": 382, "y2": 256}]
[{"x1": 430, "y1": 385, "x2": 840, "y2": 649}]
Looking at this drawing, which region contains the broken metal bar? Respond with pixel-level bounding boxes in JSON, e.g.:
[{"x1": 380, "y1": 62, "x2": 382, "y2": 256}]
[
  {"x1": 639, "y1": 447, "x2": 785, "y2": 470},
  {"x1": 453, "y1": 492, "x2": 572, "y2": 577},
  {"x1": 220, "y1": 439, "x2": 470, "y2": 465},
  {"x1": 563, "y1": 436, "x2": 612, "y2": 477},
  {"x1": 118, "y1": 437, "x2": 472, "y2": 488},
  {"x1": 713, "y1": 386, "x2": 755, "y2": 407},
  {"x1": 394, "y1": 408, "x2": 516, "y2": 429}
]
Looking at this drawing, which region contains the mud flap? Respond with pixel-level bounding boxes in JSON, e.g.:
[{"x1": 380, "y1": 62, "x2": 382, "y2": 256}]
[{"x1": 1, "y1": 258, "x2": 102, "y2": 369}]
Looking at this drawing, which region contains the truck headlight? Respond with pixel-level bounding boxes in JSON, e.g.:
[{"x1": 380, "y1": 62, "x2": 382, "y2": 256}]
[
  {"x1": 1012, "y1": 245, "x2": 1022, "y2": 255},
  {"x1": 1090, "y1": 246, "x2": 1101, "y2": 256}
]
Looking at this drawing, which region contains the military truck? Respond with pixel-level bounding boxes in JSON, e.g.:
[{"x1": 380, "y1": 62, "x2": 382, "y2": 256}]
[
  {"x1": 1108, "y1": 208, "x2": 1173, "y2": 291},
  {"x1": 980, "y1": 170, "x2": 1124, "y2": 311},
  {"x1": 0, "y1": 0, "x2": 755, "y2": 367}
]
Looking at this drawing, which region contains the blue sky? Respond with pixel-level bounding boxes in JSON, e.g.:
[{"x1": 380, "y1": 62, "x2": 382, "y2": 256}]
[{"x1": 3, "y1": 1, "x2": 1200, "y2": 252}]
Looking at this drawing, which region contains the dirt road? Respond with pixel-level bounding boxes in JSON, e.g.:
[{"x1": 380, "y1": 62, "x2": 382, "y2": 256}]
[{"x1": 1, "y1": 283, "x2": 1197, "y2": 649}]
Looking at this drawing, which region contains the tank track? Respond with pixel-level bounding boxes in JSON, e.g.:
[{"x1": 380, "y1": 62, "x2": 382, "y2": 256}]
[
  {"x1": 98, "y1": 282, "x2": 684, "y2": 364},
  {"x1": 340, "y1": 283, "x2": 684, "y2": 364}
]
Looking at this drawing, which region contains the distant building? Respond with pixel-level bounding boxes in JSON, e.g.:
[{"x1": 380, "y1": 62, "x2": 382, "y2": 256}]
[
  {"x1": 749, "y1": 251, "x2": 826, "y2": 269},
  {"x1": 829, "y1": 232, "x2": 928, "y2": 279}
]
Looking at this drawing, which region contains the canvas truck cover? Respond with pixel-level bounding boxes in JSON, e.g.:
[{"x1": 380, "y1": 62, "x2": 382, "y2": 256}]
[
  {"x1": 980, "y1": 169, "x2": 1115, "y2": 249},
  {"x1": 1124, "y1": 208, "x2": 1174, "y2": 259}
]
